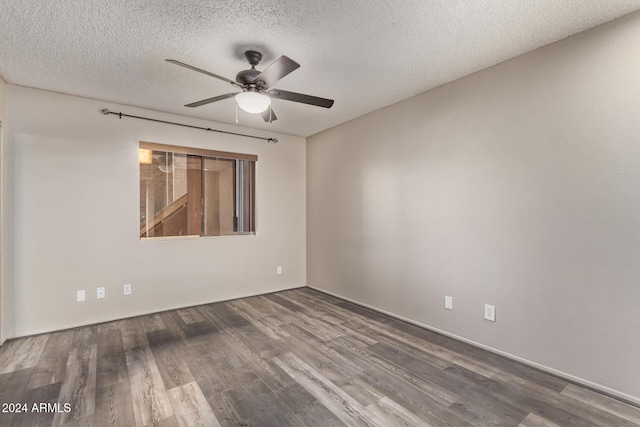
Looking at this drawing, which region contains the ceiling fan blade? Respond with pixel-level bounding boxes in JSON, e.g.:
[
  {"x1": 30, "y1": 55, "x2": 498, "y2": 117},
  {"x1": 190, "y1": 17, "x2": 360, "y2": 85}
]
[
  {"x1": 268, "y1": 89, "x2": 334, "y2": 108},
  {"x1": 261, "y1": 107, "x2": 277, "y2": 123},
  {"x1": 185, "y1": 93, "x2": 236, "y2": 108},
  {"x1": 254, "y1": 56, "x2": 300, "y2": 89},
  {"x1": 166, "y1": 59, "x2": 243, "y2": 88}
]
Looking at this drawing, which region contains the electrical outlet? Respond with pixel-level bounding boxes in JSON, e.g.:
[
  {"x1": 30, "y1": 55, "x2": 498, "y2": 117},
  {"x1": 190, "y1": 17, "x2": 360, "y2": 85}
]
[
  {"x1": 77, "y1": 290, "x2": 85, "y2": 302},
  {"x1": 123, "y1": 284, "x2": 132, "y2": 295},
  {"x1": 484, "y1": 304, "x2": 496, "y2": 322},
  {"x1": 97, "y1": 287, "x2": 106, "y2": 299},
  {"x1": 445, "y1": 296, "x2": 453, "y2": 310},
  {"x1": 277, "y1": 266, "x2": 282, "y2": 275}
]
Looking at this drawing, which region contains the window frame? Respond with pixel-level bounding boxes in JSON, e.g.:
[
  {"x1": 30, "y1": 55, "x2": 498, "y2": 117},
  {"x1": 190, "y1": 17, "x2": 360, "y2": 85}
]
[{"x1": 139, "y1": 141, "x2": 257, "y2": 240}]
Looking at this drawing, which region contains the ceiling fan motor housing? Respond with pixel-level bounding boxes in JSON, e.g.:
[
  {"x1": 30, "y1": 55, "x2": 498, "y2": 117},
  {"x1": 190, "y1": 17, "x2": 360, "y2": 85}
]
[
  {"x1": 236, "y1": 68, "x2": 261, "y2": 86},
  {"x1": 236, "y1": 51, "x2": 265, "y2": 87}
]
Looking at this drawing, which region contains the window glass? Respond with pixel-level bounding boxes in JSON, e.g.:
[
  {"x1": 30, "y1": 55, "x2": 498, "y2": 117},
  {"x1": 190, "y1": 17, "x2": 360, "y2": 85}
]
[{"x1": 139, "y1": 143, "x2": 255, "y2": 238}]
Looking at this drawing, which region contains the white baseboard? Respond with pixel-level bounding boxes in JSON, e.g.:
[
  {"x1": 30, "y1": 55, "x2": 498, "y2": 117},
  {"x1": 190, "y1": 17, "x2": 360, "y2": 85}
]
[
  {"x1": 307, "y1": 285, "x2": 640, "y2": 407},
  {"x1": 6, "y1": 284, "x2": 306, "y2": 341}
]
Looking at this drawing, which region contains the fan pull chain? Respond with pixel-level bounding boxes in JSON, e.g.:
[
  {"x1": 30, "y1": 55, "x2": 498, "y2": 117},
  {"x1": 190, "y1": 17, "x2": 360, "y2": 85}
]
[{"x1": 235, "y1": 103, "x2": 239, "y2": 123}]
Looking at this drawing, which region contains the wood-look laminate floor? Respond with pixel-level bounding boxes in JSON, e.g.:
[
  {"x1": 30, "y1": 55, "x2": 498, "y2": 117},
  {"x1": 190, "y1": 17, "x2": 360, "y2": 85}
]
[{"x1": 1, "y1": 288, "x2": 639, "y2": 427}]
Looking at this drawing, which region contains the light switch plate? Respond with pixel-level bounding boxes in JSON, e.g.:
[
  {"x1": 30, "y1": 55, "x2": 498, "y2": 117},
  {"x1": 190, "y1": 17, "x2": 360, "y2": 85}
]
[
  {"x1": 445, "y1": 296, "x2": 453, "y2": 310},
  {"x1": 77, "y1": 290, "x2": 85, "y2": 302},
  {"x1": 97, "y1": 287, "x2": 105, "y2": 299}
]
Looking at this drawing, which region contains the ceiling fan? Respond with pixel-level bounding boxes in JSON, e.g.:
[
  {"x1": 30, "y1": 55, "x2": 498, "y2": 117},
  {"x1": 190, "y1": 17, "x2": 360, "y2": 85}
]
[{"x1": 166, "y1": 51, "x2": 334, "y2": 122}]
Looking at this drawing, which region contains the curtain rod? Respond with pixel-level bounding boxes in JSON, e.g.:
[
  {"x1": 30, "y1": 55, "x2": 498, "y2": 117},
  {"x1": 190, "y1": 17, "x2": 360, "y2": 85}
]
[{"x1": 100, "y1": 108, "x2": 278, "y2": 143}]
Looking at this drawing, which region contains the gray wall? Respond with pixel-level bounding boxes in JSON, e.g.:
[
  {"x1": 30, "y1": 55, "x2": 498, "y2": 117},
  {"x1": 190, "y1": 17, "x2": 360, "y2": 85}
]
[
  {"x1": 4, "y1": 85, "x2": 306, "y2": 338},
  {"x1": 307, "y1": 12, "x2": 640, "y2": 403}
]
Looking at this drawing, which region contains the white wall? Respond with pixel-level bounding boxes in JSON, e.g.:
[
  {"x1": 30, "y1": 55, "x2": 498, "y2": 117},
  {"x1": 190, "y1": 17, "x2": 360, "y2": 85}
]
[
  {"x1": 5, "y1": 85, "x2": 306, "y2": 337},
  {"x1": 0, "y1": 75, "x2": 6, "y2": 344},
  {"x1": 307, "y1": 12, "x2": 640, "y2": 403}
]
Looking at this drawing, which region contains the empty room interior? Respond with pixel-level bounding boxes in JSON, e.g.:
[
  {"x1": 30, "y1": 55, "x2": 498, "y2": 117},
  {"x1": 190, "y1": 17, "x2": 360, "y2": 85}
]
[{"x1": 1, "y1": 1, "x2": 640, "y2": 426}]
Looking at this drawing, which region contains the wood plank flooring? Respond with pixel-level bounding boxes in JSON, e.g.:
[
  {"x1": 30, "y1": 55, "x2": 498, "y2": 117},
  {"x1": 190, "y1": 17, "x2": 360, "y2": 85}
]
[{"x1": 1, "y1": 288, "x2": 639, "y2": 426}]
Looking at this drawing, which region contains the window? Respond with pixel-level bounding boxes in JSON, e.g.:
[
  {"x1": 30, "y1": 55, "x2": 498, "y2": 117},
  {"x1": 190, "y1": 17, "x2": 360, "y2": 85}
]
[{"x1": 139, "y1": 142, "x2": 256, "y2": 238}]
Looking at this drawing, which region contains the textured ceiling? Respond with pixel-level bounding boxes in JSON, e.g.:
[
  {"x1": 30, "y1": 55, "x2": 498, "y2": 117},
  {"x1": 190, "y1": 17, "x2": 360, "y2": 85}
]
[{"x1": 1, "y1": 1, "x2": 639, "y2": 137}]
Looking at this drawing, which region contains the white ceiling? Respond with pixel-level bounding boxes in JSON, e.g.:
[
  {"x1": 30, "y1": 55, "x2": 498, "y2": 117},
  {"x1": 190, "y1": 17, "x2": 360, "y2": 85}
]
[{"x1": 1, "y1": 1, "x2": 639, "y2": 137}]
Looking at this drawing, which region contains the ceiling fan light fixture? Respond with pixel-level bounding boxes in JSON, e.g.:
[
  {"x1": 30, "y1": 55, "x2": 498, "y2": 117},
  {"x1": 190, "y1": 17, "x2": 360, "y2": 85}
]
[{"x1": 235, "y1": 91, "x2": 271, "y2": 114}]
